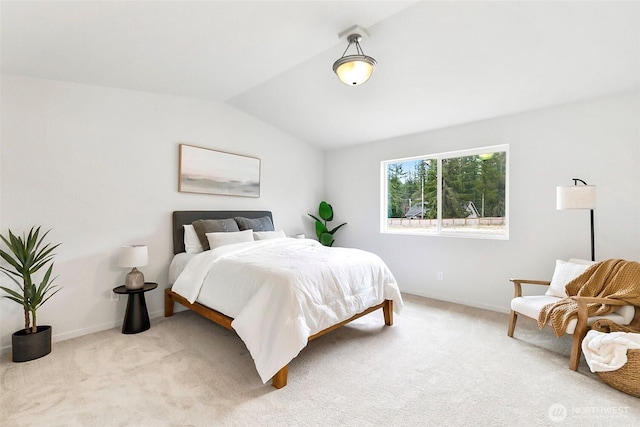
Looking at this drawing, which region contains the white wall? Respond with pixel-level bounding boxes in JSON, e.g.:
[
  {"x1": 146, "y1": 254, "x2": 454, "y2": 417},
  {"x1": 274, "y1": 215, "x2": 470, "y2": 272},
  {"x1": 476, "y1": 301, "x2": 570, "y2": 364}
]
[
  {"x1": 2, "y1": 76, "x2": 638, "y2": 352},
  {"x1": 0, "y1": 75, "x2": 324, "y2": 351},
  {"x1": 325, "y1": 91, "x2": 640, "y2": 313}
]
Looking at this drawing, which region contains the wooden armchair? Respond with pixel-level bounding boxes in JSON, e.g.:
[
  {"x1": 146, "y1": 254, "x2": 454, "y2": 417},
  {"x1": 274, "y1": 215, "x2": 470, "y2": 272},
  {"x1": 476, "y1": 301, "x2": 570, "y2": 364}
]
[{"x1": 508, "y1": 277, "x2": 638, "y2": 371}]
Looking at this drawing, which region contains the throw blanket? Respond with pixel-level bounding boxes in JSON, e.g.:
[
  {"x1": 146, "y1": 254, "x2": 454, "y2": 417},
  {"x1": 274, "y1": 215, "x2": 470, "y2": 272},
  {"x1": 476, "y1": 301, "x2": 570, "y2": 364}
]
[
  {"x1": 582, "y1": 329, "x2": 640, "y2": 372},
  {"x1": 538, "y1": 259, "x2": 640, "y2": 336}
]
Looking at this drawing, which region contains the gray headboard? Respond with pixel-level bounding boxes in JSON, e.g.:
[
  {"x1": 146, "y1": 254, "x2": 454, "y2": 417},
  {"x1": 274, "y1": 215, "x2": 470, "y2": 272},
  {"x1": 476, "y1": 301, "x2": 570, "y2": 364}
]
[{"x1": 172, "y1": 210, "x2": 273, "y2": 254}]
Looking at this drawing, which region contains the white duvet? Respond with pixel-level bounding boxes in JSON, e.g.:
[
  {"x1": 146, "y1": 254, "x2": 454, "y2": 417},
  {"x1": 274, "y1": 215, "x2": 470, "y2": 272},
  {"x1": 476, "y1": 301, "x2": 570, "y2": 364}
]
[{"x1": 171, "y1": 238, "x2": 403, "y2": 383}]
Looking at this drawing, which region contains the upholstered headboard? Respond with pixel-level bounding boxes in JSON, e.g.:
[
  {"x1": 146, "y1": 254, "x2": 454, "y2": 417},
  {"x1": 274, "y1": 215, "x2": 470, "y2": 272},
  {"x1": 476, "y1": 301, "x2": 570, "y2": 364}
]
[{"x1": 172, "y1": 210, "x2": 273, "y2": 254}]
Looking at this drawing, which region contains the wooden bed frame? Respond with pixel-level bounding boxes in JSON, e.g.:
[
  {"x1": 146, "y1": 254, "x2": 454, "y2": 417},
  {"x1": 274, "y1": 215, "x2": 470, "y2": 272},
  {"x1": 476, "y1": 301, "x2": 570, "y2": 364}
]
[{"x1": 164, "y1": 210, "x2": 394, "y2": 389}]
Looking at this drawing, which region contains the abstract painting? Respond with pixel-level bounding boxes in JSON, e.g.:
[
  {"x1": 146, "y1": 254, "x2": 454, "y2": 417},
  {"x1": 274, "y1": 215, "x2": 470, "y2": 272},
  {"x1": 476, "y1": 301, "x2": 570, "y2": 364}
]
[{"x1": 179, "y1": 144, "x2": 260, "y2": 197}]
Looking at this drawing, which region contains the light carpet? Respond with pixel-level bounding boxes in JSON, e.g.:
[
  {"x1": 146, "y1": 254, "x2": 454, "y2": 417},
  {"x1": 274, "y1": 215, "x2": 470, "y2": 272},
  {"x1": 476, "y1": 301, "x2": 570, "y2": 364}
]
[{"x1": 1, "y1": 294, "x2": 638, "y2": 426}]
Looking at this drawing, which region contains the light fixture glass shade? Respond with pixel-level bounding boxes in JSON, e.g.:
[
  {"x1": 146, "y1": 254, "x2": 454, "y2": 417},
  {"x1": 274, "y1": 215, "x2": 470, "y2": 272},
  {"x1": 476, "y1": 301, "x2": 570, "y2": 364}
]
[
  {"x1": 333, "y1": 55, "x2": 376, "y2": 86},
  {"x1": 556, "y1": 185, "x2": 596, "y2": 210},
  {"x1": 333, "y1": 31, "x2": 376, "y2": 86}
]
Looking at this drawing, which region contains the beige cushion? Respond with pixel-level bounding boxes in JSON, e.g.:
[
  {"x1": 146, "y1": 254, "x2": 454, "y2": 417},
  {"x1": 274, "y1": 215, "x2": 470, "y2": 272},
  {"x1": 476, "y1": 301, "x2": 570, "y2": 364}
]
[
  {"x1": 511, "y1": 295, "x2": 559, "y2": 319},
  {"x1": 511, "y1": 296, "x2": 635, "y2": 334}
]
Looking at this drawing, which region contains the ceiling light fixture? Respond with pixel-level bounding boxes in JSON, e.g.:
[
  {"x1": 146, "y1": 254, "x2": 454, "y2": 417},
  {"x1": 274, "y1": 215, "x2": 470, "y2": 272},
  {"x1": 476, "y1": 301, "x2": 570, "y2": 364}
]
[{"x1": 332, "y1": 31, "x2": 377, "y2": 86}]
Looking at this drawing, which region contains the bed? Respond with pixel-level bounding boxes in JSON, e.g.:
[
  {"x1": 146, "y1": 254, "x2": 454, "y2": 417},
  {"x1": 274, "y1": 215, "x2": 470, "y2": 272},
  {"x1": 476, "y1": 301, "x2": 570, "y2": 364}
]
[{"x1": 164, "y1": 210, "x2": 403, "y2": 388}]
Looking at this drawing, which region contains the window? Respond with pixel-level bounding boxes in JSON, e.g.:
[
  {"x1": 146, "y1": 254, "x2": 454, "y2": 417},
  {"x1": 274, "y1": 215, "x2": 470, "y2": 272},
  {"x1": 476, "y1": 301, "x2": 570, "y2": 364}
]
[{"x1": 381, "y1": 145, "x2": 508, "y2": 239}]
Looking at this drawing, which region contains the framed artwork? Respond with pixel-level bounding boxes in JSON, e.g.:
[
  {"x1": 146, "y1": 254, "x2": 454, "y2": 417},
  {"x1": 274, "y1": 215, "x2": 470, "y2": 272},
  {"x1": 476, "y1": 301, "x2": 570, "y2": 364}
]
[{"x1": 179, "y1": 144, "x2": 260, "y2": 197}]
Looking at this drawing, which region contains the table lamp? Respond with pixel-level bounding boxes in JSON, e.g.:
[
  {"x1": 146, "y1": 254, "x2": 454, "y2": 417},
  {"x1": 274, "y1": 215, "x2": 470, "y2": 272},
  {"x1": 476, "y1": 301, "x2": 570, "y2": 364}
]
[{"x1": 119, "y1": 245, "x2": 148, "y2": 290}]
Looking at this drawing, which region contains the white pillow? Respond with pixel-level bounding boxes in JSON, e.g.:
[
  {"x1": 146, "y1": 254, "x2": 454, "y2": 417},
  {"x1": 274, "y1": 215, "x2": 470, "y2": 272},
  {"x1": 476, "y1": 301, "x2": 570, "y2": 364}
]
[
  {"x1": 183, "y1": 224, "x2": 204, "y2": 253},
  {"x1": 205, "y1": 229, "x2": 254, "y2": 250},
  {"x1": 546, "y1": 260, "x2": 593, "y2": 298},
  {"x1": 568, "y1": 258, "x2": 596, "y2": 266},
  {"x1": 253, "y1": 230, "x2": 287, "y2": 240}
]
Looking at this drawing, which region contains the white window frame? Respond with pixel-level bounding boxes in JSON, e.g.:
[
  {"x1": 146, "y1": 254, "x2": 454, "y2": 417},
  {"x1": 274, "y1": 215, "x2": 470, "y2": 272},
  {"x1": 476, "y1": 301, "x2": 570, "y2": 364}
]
[{"x1": 380, "y1": 144, "x2": 509, "y2": 240}]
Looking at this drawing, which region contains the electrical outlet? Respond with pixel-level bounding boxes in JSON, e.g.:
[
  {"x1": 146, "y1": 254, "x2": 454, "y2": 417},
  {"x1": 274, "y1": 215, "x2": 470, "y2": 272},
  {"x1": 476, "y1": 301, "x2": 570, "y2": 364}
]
[
  {"x1": 111, "y1": 292, "x2": 119, "y2": 302},
  {"x1": 437, "y1": 272, "x2": 444, "y2": 280}
]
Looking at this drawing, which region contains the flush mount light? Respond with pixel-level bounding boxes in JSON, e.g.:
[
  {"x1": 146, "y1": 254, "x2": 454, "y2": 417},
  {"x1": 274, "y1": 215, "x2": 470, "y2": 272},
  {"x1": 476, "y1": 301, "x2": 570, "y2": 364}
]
[{"x1": 332, "y1": 32, "x2": 377, "y2": 86}]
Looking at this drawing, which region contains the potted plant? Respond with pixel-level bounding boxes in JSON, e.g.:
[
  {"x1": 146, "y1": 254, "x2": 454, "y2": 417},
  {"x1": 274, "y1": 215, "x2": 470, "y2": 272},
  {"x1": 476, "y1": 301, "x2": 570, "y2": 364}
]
[
  {"x1": 308, "y1": 201, "x2": 347, "y2": 247},
  {"x1": 0, "y1": 226, "x2": 61, "y2": 362}
]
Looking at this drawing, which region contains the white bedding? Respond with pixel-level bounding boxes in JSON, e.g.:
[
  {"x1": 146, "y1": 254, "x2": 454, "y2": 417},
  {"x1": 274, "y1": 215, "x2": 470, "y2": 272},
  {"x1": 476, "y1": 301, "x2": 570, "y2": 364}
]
[
  {"x1": 171, "y1": 237, "x2": 403, "y2": 383},
  {"x1": 168, "y1": 252, "x2": 197, "y2": 285}
]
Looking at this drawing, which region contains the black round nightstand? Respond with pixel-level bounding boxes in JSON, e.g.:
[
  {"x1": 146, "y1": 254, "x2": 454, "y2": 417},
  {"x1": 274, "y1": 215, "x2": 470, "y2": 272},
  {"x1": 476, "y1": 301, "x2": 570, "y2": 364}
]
[{"x1": 113, "y1": 282, "x2": 158, "y2": 334}]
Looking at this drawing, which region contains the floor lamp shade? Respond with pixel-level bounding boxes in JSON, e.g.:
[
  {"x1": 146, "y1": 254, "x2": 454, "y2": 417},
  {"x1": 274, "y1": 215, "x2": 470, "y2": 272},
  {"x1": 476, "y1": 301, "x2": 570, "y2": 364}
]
[
  {"x1": 556, "y1": 185, "x2": 596, "y2": 209},
  {"x1": 556, "y1": 180, "x2": 596, "y2": 261},
  {"x1": 119, "y1": 245, "x2": 148, "y2": 290}
]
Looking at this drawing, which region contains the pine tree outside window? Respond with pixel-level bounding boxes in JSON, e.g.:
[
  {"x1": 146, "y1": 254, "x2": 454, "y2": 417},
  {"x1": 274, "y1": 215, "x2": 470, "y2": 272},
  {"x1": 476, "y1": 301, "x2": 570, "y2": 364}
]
[{"x1": 381, "y1": 145, "x2": 508, "y2": 239}]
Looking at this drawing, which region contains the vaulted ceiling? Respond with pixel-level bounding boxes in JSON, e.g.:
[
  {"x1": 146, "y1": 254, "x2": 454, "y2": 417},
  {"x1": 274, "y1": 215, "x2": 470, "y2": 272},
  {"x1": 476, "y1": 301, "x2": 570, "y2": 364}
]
[{"x1": 2, "y1": 1, "x2": 638, "y2": 150}]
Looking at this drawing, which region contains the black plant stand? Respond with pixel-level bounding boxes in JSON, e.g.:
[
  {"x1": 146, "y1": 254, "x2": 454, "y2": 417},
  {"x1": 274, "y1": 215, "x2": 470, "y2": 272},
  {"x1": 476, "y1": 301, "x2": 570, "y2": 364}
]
[{"x1": 112, "y1": 282, "x2": 157, "y2": 334}]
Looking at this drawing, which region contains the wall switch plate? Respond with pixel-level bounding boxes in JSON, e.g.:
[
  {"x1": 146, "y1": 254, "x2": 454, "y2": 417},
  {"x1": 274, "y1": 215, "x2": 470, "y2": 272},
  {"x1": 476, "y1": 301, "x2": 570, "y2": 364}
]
[{"x1": 437, "y1": 272, "x2": 444, "y2": 280}]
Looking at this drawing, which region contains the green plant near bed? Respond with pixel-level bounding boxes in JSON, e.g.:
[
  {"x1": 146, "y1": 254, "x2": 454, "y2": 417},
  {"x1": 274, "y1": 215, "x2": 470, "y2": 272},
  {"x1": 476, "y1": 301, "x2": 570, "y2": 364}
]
[
  {"x1": 308, "y1": 201, "x2": 347, "y2": 247},
  {"x1": 0, "y1": 226, "x2": 61, "y2": 334}
]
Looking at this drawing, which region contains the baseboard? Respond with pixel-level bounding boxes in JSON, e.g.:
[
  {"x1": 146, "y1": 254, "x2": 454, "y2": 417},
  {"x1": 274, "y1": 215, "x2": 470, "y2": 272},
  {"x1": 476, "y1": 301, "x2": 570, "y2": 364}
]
[
  {"x1": 0, "y1": 309, "x2": 168, "y2": 356},
  {"x1": 1, "y1": 297, "x2": 496, "y2": 356},
  {"x1": 401, "y1": 290, "x2": 510, "y2": 314}
]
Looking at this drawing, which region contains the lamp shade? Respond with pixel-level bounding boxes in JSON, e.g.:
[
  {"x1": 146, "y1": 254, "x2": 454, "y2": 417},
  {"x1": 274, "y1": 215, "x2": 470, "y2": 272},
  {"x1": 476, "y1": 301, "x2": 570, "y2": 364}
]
[
  {"x1": 556, "y1": 185, "x2": 596, "y2": 210},
  {"x1": 333, "y1": 56, "x2": 376, "y2": 86},
  {"x1": 118, "y1": 245, "x2": 148, "y2": 268}
]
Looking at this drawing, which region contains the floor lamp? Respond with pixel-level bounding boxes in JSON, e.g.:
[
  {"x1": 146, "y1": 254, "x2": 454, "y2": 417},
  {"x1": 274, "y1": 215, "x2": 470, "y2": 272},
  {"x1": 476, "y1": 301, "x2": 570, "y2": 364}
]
[{"x1": 556, "y1": 178, "x2": 596, "y2": 261}]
